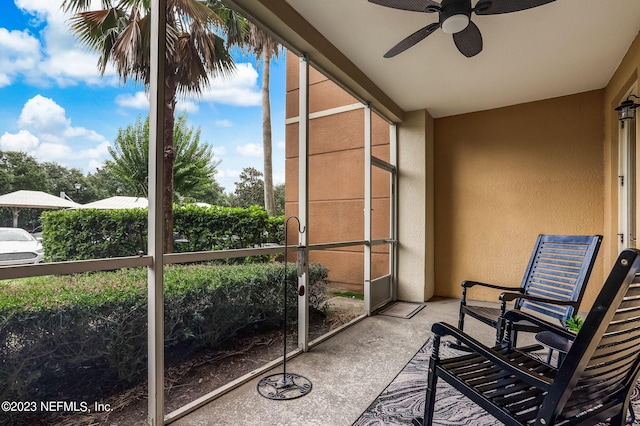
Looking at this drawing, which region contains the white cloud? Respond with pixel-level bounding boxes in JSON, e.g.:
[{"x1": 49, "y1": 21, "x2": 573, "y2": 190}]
[
  {"x1": 4, "y1": 3, "x2": 263, "y2": 103},
  {"x1": 77, "y1": 140, "x2": 111, "y2": 159},
  {"x1": 236, "y1": 143, "x2": 263, "y2": 157},
  {"x1": 3, "y1": 94, "x2": 111, "y2": 171},
  {"x1": 64, "y1": 126, "x2": 107, "y2": 143},
  {"x1": 18, "y1": 94, "x2": 70, "y2": 135},
  {"x1": 118, "y1": 62, "x2": 261, "y2": 110},
  {"x1": 116, "y1": 63, "x2": 261, "y2": 112},
  {"x1": 176, "y1": 99, "x2": 199, "y2": 113},
  {"x1": 200, "y1": 63, "x2": 261, "y2": 106},
  {"x1": 9, "y1": 0, "x2": 118, "y2": 87},
  {"x1": 216, "y1": 168, "x2": 242, "y2": 193},
  {"x1": 33, "y1": 141, "x2": 73, "y2": 161},
  {"x1": 215, "y1": 119, "x2": 232, "y2": 127},
  {"x1": 0, "y1": 129, "x2": 39, "y2": 151},
  {"x1": 115, "y1": 91, "x2": 149, "y2": 109},
  {"x1": 86, "y1": 159, "x2": 102, "y2": 172},
  {"x1": 0, "y1": 27, "x2": 41, "y2": 87},
  {"x1": 41, "y1": 50, "x2": 114, "y2": 87}
]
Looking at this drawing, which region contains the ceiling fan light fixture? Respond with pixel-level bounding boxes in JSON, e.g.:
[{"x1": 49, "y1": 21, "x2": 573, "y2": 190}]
[
  {"x1": 371, "y1": 0, "x2": 556, "y2": 58},
  {"x1": 442, "y1": 14, "x2": 469, "y2": 33}
]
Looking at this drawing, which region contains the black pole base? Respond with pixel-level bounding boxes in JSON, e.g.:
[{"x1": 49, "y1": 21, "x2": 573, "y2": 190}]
[{"x1": 257, "y1": 372, "x2": 312, "y2": 400}]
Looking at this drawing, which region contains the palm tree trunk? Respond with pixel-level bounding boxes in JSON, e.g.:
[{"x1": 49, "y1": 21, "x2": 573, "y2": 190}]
[
  {"x1": 163, "y1": 74, "x2": 177, "y2": 253},
  {"x1": 262, "y1": 46, "x2": 275, "y2": 216}
]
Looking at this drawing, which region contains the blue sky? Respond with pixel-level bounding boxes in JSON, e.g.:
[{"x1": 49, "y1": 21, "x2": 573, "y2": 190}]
[{"x1": 0, "y1": 0, "x2": 286, "y2": 194}]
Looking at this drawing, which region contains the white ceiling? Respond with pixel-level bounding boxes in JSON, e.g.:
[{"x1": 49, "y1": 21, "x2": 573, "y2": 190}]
[{"x1": 285, "y1": 0, "x2": 640, "y2": 118}]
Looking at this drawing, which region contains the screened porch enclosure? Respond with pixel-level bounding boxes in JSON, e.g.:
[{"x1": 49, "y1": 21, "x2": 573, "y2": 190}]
[{"x1": 1, "y1": 0, "x2": 640, "y2": 425}]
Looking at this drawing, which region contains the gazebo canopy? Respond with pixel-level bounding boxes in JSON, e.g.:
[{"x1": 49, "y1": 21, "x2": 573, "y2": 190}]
[
  {"x1": 78, "y1": 196, "x2": 148, "y2": 209},
  {"x1": 0, "y1": 190, "x2": 81, "y2": 209},
  {"x1": 0, "y1": 190, "x2": 81, "y2": 227}
]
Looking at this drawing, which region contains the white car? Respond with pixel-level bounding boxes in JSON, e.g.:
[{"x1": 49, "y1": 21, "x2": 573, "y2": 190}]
[{"x1": 0, "y1": 227, "x2": 44, "y2": 266}]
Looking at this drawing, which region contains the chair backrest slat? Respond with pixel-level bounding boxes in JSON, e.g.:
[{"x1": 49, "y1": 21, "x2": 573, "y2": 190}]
[
  {"x1": 517, "y1": 234, "x2": 602, "y2": 324},
  {"x1": 537, "y1": 251, "x2": 640, "y2": 423}
]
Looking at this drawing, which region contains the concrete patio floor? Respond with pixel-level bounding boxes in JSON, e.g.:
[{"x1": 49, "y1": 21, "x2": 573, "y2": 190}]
[{"x1": 170, "y1": 297, "x2": 512, "y2": 426}]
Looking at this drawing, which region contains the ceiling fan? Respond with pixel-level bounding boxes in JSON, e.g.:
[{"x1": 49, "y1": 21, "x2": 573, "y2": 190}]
[{"x1": 369, "y1": 0, "x2": 556, "y2": 58}]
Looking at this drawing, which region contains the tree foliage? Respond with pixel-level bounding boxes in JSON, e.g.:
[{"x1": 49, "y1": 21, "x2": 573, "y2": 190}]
[
  {"x1": 231, "y1": 167, "x2": 264, "y2": 208},
  {"x1": 230, "y1": 167, "x2": 284, "y2": 214},
  {"x1": 274, "y1": 183, "x2": 285, "y2": 216},
  {"x1": 105, "y1": 113, "x2": 222, "y2": 202},
  {"x1": 0, "y1": 151, "x2": 49, "y2": 195},
  {"x1": 173, "y1": 113, "x2": 221, "y2": 201},
  {"x1": 41, "y1": 162, "x2": 95, "y2": 204},
  {"x1": 105, "y1": 116, "x2": 149, "y2": 197}
]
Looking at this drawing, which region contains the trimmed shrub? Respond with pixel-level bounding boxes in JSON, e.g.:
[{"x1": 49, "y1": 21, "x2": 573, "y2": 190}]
[
  {"x1": 41, "y1": 208, "x2": 147, "y2": 261},
  {"x1": 0, "y1": 262, "x2": 328, "y2": 404},
  {"x1": 40, "y1": 205, "x2": 284, "y2": 261}
]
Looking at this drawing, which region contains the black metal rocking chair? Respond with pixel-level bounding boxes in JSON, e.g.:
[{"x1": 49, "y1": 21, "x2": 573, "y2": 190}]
[
  {"x1": 414, "y1": 248, "x2": 640, "y2": 426},
  {"x1": 458, "y1": 234, "x2": 602, "y2": 345}
]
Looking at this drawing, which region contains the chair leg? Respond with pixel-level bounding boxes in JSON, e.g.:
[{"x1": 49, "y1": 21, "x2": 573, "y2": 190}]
[
  {"x1": 457, "y1": 300, "x2": 466, "y2": 347},
  {"x1": 423, "y1": 373, "x2": 438, "y2": 426},
  {"x1": 509, "y1": 328, "x2": 519, "y2": 347},
  {"x1": 414, "y1": 337, "x2": 441, "y2": 426},
  {"x1": 608, "y1": 411, "x2": 626, "y2": 426},
  {"x1": 495, "y1": 316, "x2": 505, "y2": 345},
  {"x1": 609, "y1": 404, "x2": 635, "y2": 426}
]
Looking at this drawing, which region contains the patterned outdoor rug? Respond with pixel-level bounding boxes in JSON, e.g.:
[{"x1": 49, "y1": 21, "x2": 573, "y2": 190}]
[{"x1": 352, "y1": 337, "x2": 640, "y2": 425}]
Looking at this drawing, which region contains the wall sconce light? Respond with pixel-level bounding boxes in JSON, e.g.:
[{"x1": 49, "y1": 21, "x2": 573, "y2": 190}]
[{"x1": 615, "y1": 94, "x2": 640, "y2": 121}]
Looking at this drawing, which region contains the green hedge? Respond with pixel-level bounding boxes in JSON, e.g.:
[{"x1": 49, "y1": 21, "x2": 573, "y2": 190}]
[
  {"x1": 40, "y1": 205, "x2": 285, "y2": 261},
  {"x1": 174, "y1": 204, "x2": 284, "y2": 254},
  {"x1": 0, "y1": 262, "x2": 328, "y2": 405}
]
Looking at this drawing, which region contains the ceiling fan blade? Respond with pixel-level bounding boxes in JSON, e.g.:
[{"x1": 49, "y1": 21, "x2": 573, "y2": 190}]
[
  {"x1": 368, "y1": 0, "x2": 440, "y2": 13},
  {"x1": 475, "y1": 0, "x2": 555, "y2": 15},
  {"x1": 453, "y1": 21, "x2": 482, "y2": 57},
  {"x1": 384, "y1": 23, "x2": 440, "y2": 58}
]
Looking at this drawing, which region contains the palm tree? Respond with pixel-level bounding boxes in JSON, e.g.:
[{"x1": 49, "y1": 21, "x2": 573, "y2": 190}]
[
  {"x1": 247, "y1": 23, "x2": 281, "y2": 216},
  {"x1": 62, "y1": 0, "x2": 245, "y2": 252}
]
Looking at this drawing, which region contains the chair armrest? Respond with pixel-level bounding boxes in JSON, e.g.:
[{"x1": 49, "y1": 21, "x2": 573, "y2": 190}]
[
  {"x1": 461, "y1": 280, "x2": 522, "y2": 291},
  {"x1": 432, "y1": 322, "x2": 554, "y2": 388},
  {"x1": 499, "y1": 292, "x2": 579, "y2": 307},
  {"x1": 503, "y1": 310, "x2": 575, "y2": 340}
]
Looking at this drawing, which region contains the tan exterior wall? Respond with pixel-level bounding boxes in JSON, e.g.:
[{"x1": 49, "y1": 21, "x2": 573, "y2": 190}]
[
  {"x1": 433, "y1": 91, "x2": 605, "y2": 308},
  {"x1": 285, "y1": 52, "x2": 391, "y2": 292}
]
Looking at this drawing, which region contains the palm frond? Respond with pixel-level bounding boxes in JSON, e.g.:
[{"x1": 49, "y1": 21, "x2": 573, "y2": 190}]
[{"x1": 247, "y1": 22, "x2": 281, "y2": 61}]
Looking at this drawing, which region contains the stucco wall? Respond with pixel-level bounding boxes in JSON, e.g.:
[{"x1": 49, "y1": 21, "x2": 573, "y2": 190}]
[
  {"x1": 285, "y1": 52, "x2": 391, "y2": 291},
  {"x1": 433, "y1": 90, "x2": 605, "y2": 308}
]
